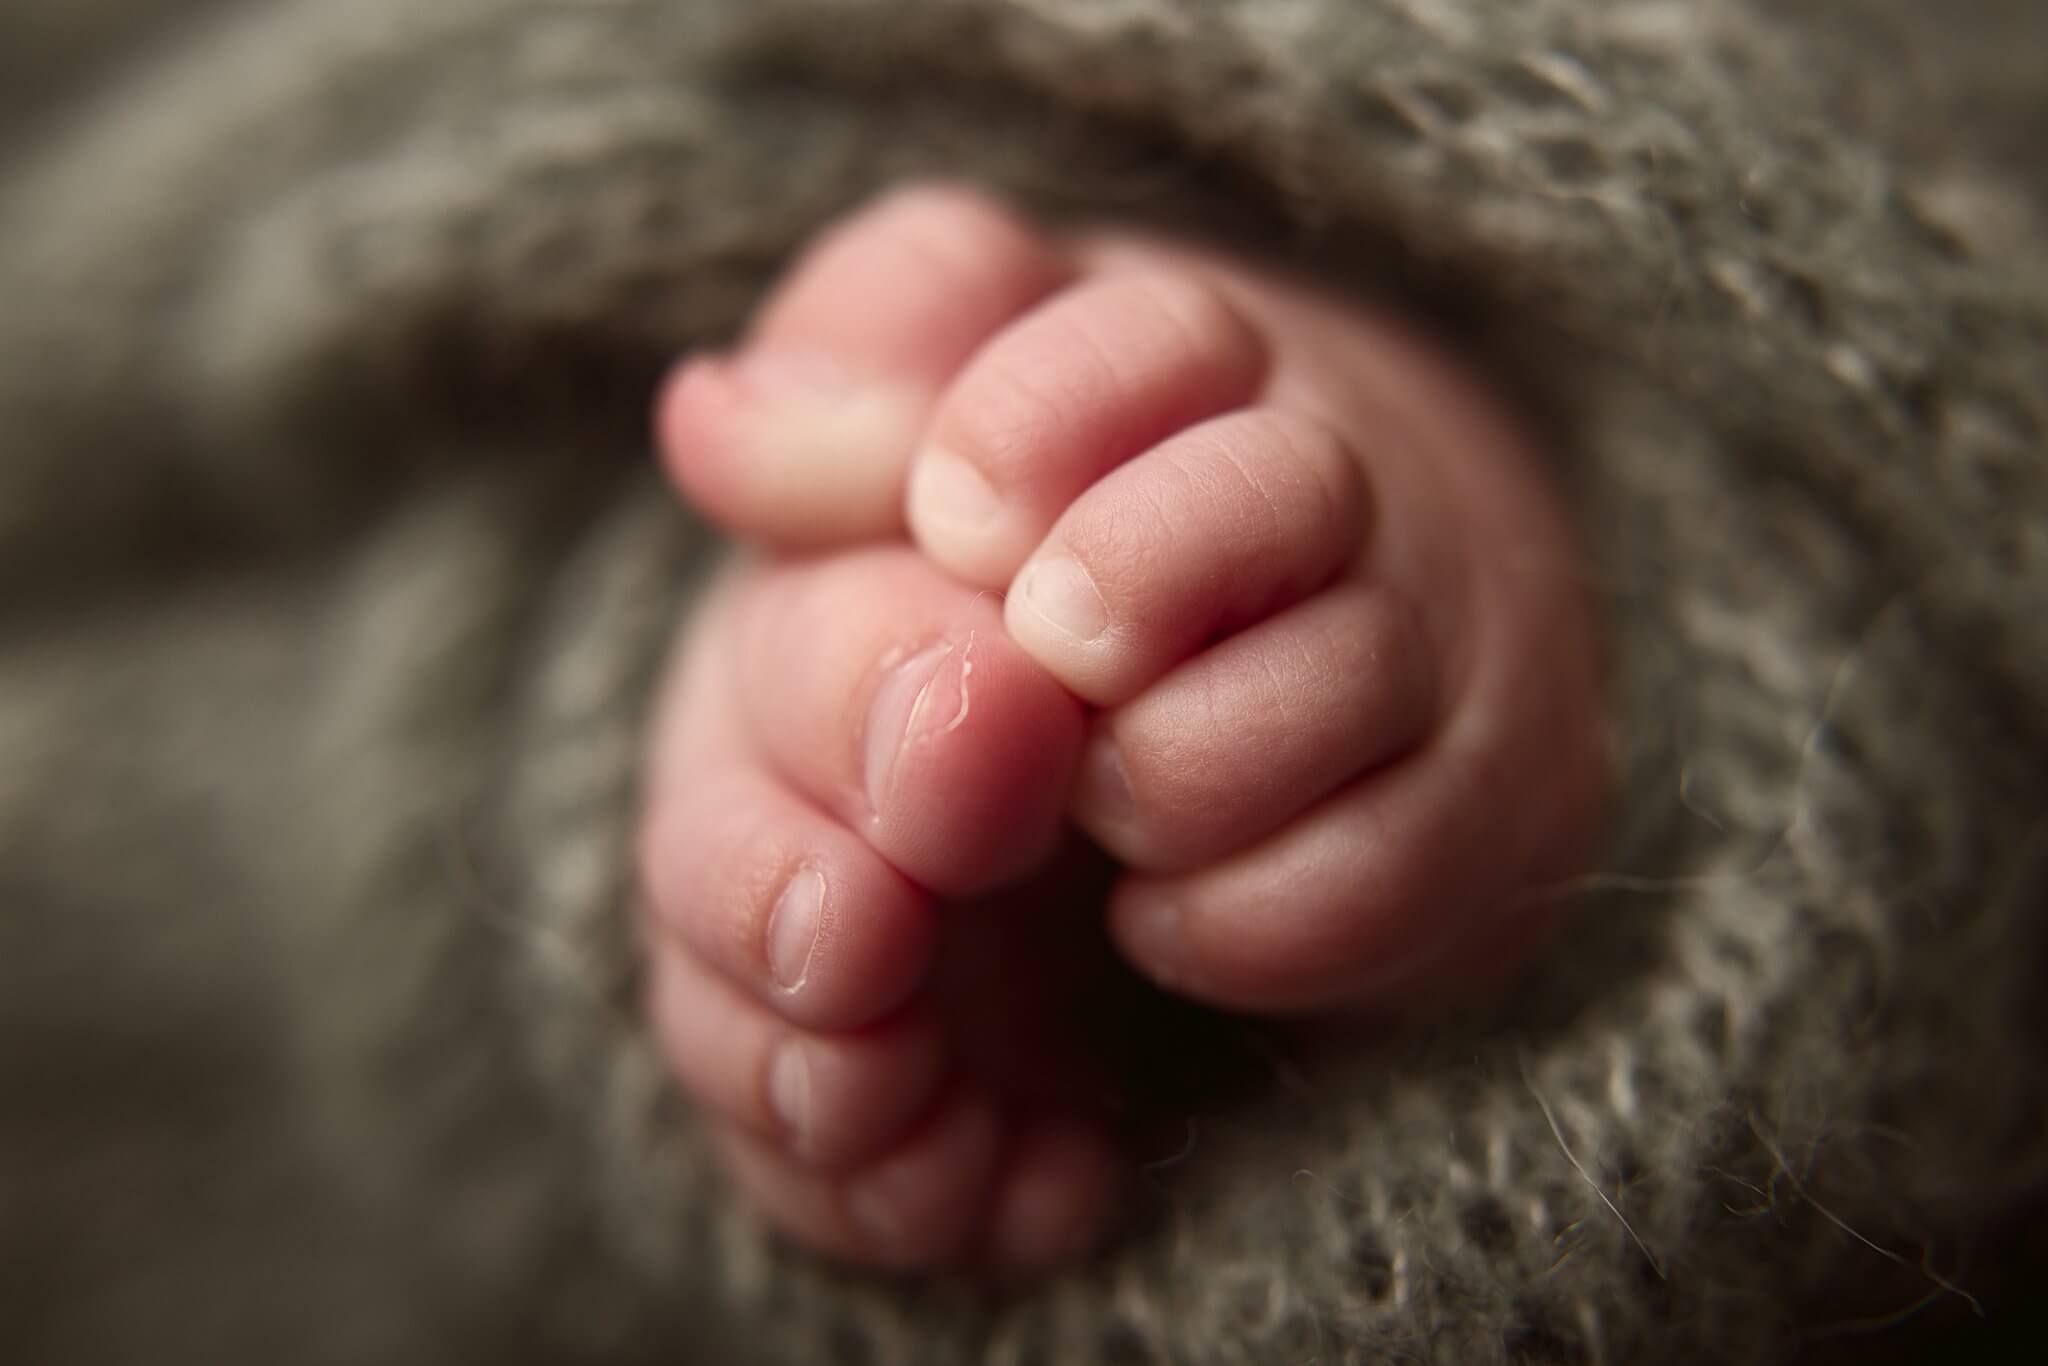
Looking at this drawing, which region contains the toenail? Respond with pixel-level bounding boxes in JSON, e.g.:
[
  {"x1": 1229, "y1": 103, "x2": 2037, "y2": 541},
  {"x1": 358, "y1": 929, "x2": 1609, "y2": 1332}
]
[
  {"x1": 768, "y1": 1041, "x2": 814, "y2": 1152},
  {"x1": 668, "y1": 354, "x2": 736, "y2": 413},
  {"x1": 708, "y1": 352, "x2": 927, "y2": 531},
  {"x1": 1080, "y1": 735, "x2": 1134, "y2": 819},
  {"x1": 768, "y1": 866, "x2": 826, "y2": 992},
  {"x1": 847, "y1": 1181, "x2": 911, "y2": 1250},
  {"x1": 910, "y1": 453, "x2": 1003, "y2": 535},
  {"x1": 1118, "y1": 898, "x2": 1197, "y2": 992},
  {"x1": 863, "y1": 641, "x2": 957, "y2": 811},
  {"x1": 1017, "y1": 556, "x2": 1108, "y2": 644},
  {"x1": 726, "y1": 345, "x2": 854, "y2": 401}
]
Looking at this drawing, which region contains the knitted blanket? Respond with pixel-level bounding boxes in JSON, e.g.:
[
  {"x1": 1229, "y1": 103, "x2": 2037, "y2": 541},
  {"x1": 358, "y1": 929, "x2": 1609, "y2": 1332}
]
[{"x1": 3, "y1": 2, "x2": 2044, "y2": 1363}]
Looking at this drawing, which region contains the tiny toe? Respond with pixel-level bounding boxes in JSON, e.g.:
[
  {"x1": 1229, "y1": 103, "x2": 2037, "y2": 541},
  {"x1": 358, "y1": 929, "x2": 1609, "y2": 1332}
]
[
  {"x1": 659, "y1": 183, "x2": 1067, "y2": 546},
  {"x1": 642, "y1": 580, "x2": 940, "y2": 1031},
  {"x1": 1105, "y1": 773, "x2": 1459, "y2": 1013},
  {"x1": 1074, "y1": 577, "x2": 1438, "y2": 871},
  {"x1": 983, "y1": 1114, "x2": 1124, "y2": 1271},
  {"x1": 1004, "y1": 406, "x2": 1366, "y2": 706},
  {"x1": 716, "y1": 1085, "x2": 1003, "y2": 1268},
  {"x1": 648, "y1": 942, "x2": 947, "y2": 1168},
  {"x1": 640, "y1": 768, "x2": 939, "y2": 1031},
  {"x1": 657, "y1": 352, "x2": 925, "y2": 544},
  {"x1": 1108, "y1": 711, "x2": 1602, "y2": 1013},
  {"x1": 909, "y1": 268, "x2": 1267, "y2": 587},
  {"x1": 729, "y1": 546, "x2": 1085, "y2": 896}
]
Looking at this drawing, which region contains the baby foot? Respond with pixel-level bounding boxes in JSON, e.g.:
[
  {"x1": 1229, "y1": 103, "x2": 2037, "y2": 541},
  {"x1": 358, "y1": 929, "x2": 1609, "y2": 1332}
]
[
  {"x1": 645, "y1": 185, "x2": 1606, "y2": 1267},
  {"x1": 637, "y1": 541, "x2": 1129, "y2": 1268}
]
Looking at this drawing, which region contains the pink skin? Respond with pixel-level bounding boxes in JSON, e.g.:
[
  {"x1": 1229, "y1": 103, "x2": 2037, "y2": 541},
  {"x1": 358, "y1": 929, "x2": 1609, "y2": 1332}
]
[{"x1": 642, "y1": 185, "x2": 1607, "y2": 1269}]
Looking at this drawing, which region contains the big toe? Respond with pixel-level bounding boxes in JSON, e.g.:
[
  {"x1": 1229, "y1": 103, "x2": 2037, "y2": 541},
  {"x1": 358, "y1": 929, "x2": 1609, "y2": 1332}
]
[
  {"x1": 658, "y1": 184, "x2": 1069, "y2": 547},
  {"x1": 723, "y1": 544, "x2": 1086, "y2": 897}
]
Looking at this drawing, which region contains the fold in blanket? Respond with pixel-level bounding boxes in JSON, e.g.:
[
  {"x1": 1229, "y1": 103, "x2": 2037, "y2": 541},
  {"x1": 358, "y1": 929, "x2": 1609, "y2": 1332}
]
[{"x1": 2, "y1": 2, "x2": 2044, "y2": 1363}]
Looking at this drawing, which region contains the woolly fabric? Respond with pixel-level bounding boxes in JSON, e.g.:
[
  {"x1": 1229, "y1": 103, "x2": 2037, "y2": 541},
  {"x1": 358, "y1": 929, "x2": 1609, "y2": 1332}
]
[{"x1": 1, "y1": 2, "x2": 2044, "y2": 1363}]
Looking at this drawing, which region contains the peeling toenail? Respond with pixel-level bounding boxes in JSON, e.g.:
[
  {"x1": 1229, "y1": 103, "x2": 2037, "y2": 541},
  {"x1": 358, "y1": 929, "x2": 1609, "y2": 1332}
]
[
  {"x1": 911, "y1": 453, "x2": 1003, "y2": 535},
  {"x1": 768, "y1": 866, "x2": 826, "y2": 992},
  {"x1": 1018, "y1": 556, "x2": 1108, "y2": 643},
  {"x1": 768, "y1": 1041, "x2": 814, "y2": 1152},
  {"x1": 864, "y1": 641, "x2": 956, "y2": 811}
]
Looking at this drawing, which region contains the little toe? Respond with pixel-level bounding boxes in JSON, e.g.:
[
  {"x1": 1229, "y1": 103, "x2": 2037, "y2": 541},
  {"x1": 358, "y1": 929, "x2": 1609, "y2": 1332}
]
[
  {"x1": 729, "y1": 545, "x2": 1085, "y2": 896},
  {"x1": 1075, "y1": 577, "x2": 1439, "y2": 872},
  {"x1": 1003, "y1": 406, "x2": 1366, "y2": 707},
  {"x1": 1107, "y1": 709, "x2": 1604, "y2": 1014},
  {"x1": 659, "y1": 183, "x2": 1068, "y2": 546},
  {"x1": 908, "y1": 268, "x2": 1268, "y2": 588},
  {"x1": 714, "y1": 1085, "x2": 1004, "y2": 1268},
  {"x1": 648, "y1": 940, "x2": 947, "y2": 1169}
]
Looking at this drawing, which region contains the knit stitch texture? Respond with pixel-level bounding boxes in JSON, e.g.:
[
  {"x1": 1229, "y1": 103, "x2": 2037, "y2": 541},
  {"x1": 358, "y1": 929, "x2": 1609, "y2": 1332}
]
[{"x1": 1, "y1": 2, "x2": 2043, "y2": 1363}]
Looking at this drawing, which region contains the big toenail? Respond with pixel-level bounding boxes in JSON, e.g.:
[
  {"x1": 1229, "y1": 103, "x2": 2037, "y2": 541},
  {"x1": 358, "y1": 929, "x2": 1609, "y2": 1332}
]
[
  {"x1": 1018, "y1": 556, "x2": 1108, "y2": 643},
  {"x1": 910, "y1": 453, "x2": 1002, "y2": 534},
  {"x1": 768, "y1": 1041, "x2": 814, "y2": 1152},
  {"x1": 768, "y1": 866, "x2": 826, "y2": 992},
  {"x1": 864, "y1": 641, "x2": 957, "y2": 811}
]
